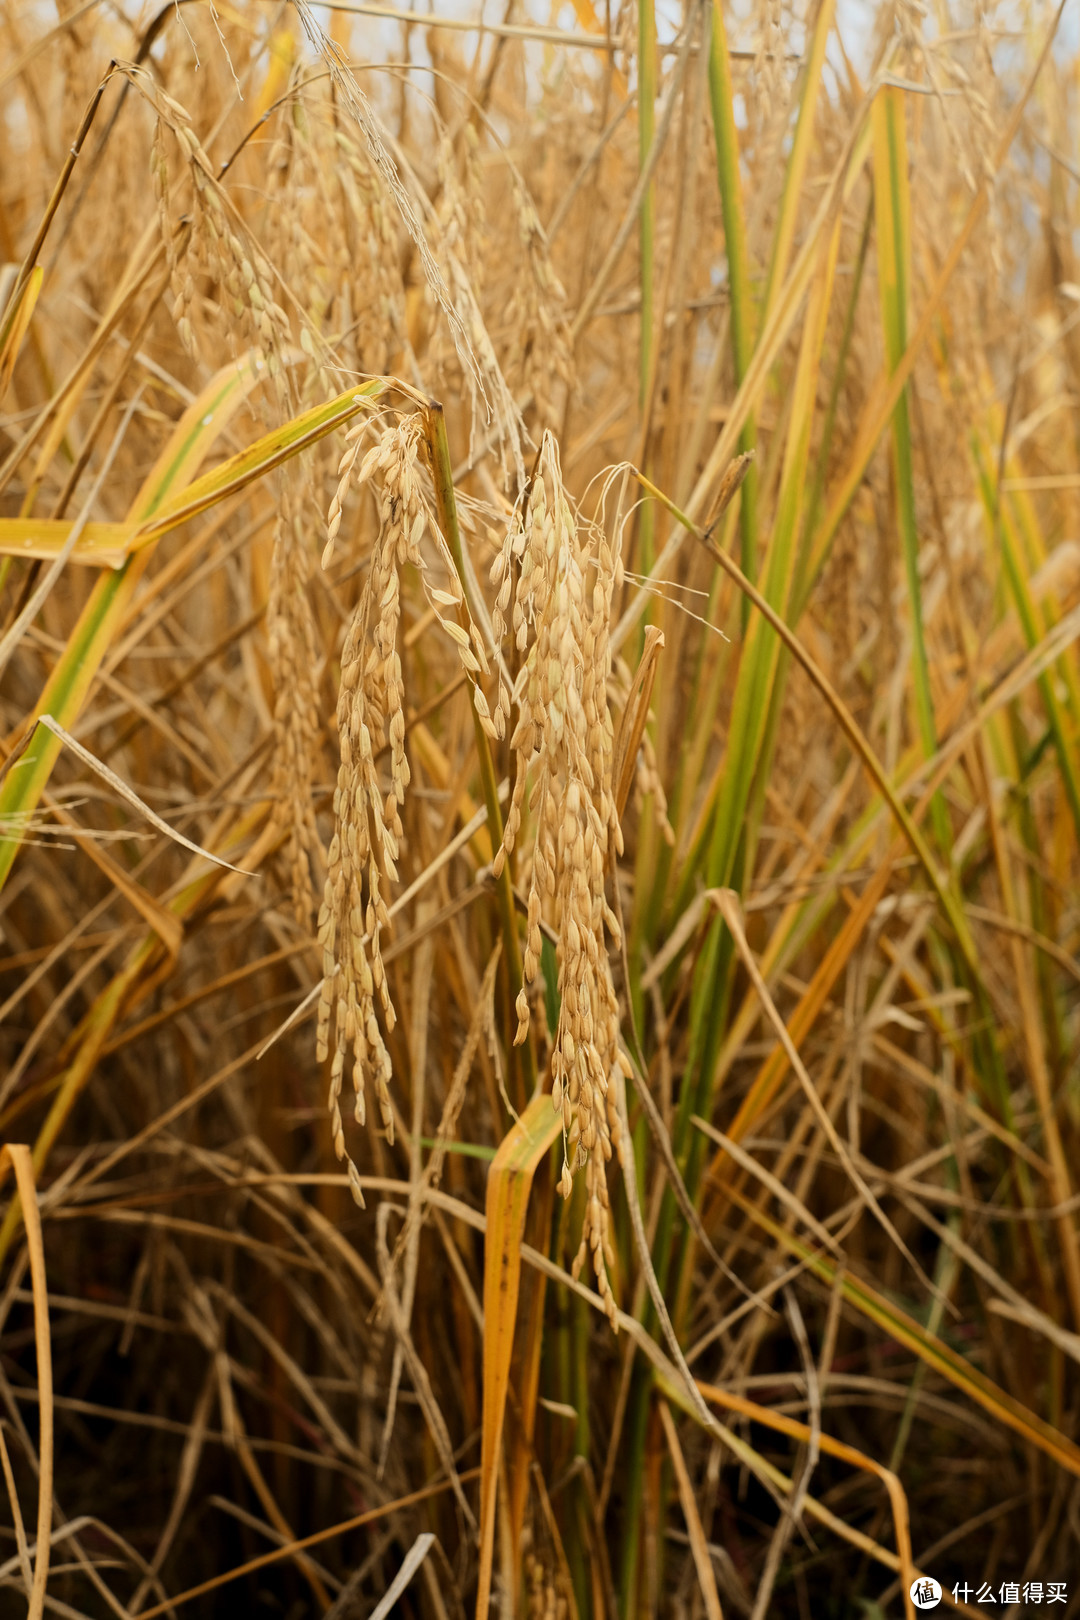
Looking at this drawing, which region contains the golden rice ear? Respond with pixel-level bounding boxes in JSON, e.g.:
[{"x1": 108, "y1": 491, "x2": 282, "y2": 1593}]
[
  {"x1": 317, "y1": 416, "x2": 430, "y2": 1174},
  {"x1": 495, "y1": 432, "x2": 624, "y2": 1321},
  {"x1": 502, "y1": 176, "x2": 573, "y2": 431},
  {"x1": 268, "y1": 476, "x2": 322, "y2": 927}
]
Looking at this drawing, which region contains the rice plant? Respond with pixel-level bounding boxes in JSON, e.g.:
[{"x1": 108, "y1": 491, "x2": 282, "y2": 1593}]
[{"x1": 1, "y1": 1, "x2": 1079, "y2": 1616}]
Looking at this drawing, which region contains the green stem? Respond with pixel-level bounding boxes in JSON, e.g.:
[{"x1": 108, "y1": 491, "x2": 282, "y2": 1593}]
[
  {"x1": 628, "y1": 466, "x2": 983, "y2": 984},
  {"x1": 707, "y1": 0, "x2": 757, "y2": 600}
]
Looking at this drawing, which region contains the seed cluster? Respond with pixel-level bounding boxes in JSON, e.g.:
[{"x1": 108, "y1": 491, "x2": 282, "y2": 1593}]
[
  {"x1": 524, "y1": 1551, "x2": 568, "y2": 1620},
  {"x1": 269, "y1": 480, "x2": 323, "y2": 924},
  {"x1": 317, "y1": 415, "x2": 493, "y2": 1202},
  {"x1": 263, "y1": 108, "x2": 407, "y2": 391},
  {"x1": 191, "y1": 187, "x2": 293, "y2": 404},
  {"x1": 491, "y1": 434, "x2": 629, "y2": 1322},
  {"x1": 427, "y1": 130, "x2": 526, "y2": 488},
  {"x1": 140, "y1": 71, "x2": 293, "y2": 400},
  {"x1": 502, "y1": 180, "x2": 572, "y2": 430},
  {"x1": 334, "y1": 129, "x2": 409, "y2": 377},
  {"x1": 292, "y1": 0, "x2": 521, "y2": 465},
  {"x1": 141, "y1": 74, "x2": 326, "y2": 922}
]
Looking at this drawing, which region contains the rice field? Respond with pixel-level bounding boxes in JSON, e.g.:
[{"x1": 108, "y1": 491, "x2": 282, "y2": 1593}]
[{"x1": 1, "y1": 1, "x2": 1080, "y2": 1615}]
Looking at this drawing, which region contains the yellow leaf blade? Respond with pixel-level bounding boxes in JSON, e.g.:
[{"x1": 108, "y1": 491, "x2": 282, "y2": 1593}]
[
  {"x1": 0, "y1": 375, "x2": 389, "y2": 568},
  {"x1": 0, "y1": 265, "x2": 42, "y2": 404},
  {"x1": 478, "y1": 1093, "x2": 562, "y2": 1620},
  {"x1": 0, "y1": 518, "x2": 137, "y2": 567}
]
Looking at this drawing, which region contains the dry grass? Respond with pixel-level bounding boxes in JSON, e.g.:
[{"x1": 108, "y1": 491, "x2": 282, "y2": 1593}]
[{"x1": 1, "y1": 1, "x2": 1080, "y2": 1617}]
